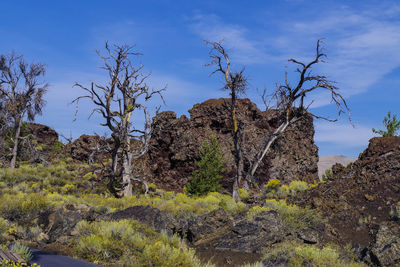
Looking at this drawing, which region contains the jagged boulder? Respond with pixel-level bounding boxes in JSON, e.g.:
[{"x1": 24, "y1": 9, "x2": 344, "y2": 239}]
[
  {"x1": 291, "y1": 136, "x2": 400, "y2": 248},
  {"x1": 214, "y1": 211, "x2": 289, "y2": 253},
  {"x1": 97, "y1": 205, "x2": 179, "y2": 236},
  {"x1": 26, "y1": 123, "x2": 58, "y2": 147},
  {"x1": 368, "y1": 222, "x2": 400, "y2": 266},
  {"x1": 64, "y1": 134, "x2": 109, "y2": 162},
  {"x1": 99, "y1": 206, "x2": 292, "y2": 254},
  {"x1": 147, "y1": 98, "x2": 318, "y2": 192}
]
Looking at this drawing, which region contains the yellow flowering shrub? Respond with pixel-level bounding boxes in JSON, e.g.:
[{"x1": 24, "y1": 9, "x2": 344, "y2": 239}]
[
  {"x1": 261, "y1": 241, "x2": 365, "y2": 267},
  {"x1": 264, "y1": 199, "x2": 322, "y2": 232}
]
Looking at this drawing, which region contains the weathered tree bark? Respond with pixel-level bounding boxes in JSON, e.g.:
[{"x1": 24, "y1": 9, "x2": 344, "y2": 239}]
[
  {"x1": 244, "y1": 39, "x2": 350, "y2": 182},
  {"x1": 245, "y1": 119, "x2": 290, "y2": 182},
  {"x1": 73, "y1": 42, "x2": 164, "y2": 197},
  {"x1": 0, "y1": 52, "x2": 48, "y2": 169},
  {"x1": 10, "y1": 115, "x2": 23, "y2": 169},
  {"x1": 205, "y1": 40, "x2": 248, "y2": 201},
  {"x1": 206, "y1": 39, "x2": 350, "y2": 197}
]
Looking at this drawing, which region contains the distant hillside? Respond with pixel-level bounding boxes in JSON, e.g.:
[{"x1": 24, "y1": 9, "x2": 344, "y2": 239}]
[{"x1": 317, "y1": 155, "x2": 356, "y2": 179}]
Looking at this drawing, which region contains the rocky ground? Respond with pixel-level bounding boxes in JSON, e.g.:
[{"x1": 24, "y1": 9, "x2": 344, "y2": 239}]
[
  {"x1": 291, "y1": 136, "x2": 400, "y2": 266},
  {"x1": 1, "y1": 98, "x2": 399, "y2": 266}
]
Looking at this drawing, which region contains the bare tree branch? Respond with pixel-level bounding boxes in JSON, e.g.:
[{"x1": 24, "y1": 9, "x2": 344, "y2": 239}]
[
  {"x1": 0, "y1": 52, "x2": 48, "y2": 169},
  {"x1": 73, "y1": 42, "x2": 165, "y2": 197}
]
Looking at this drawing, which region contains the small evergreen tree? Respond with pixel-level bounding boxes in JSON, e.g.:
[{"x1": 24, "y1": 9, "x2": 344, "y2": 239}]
[
  {"x1": 372, "y1": 111, "x2": 400, "y2": 137},
  {"x1": 185, "y1": 136, "x2": 225, "y2": 196}
]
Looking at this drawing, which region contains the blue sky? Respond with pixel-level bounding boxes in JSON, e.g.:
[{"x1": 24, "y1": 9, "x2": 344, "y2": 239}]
[{"x1": 1, "y1": 0, "x2": 399, "y2": 158}]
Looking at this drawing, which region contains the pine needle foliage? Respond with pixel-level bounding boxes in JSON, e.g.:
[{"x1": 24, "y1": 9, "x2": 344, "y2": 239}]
[
  {"x1": 185, "y1": 136, "x2": 225, "y2": 196},
  {"x1": 372, "y1": 111, "x2": 400, "y2": 137}
]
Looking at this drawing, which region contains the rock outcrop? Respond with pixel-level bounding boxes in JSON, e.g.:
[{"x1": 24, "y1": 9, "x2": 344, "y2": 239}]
[
  {"x1": 64, "y1": 134, "x2": 109, "y2": 163},
  {"x1": 146, "y1": 98, "x2": 318, "y2": 192},
  {"x1": 64, "y1": 98, "x2": 319, "y2": 192},
  {"x1": 26, "y1": 123, "x2": 59, "y2": 147},
  {"x1": 291, "y1": 137, "x2": 400, "y2": 250},
  {"x1": 101, "y1": 206, "x2": 289, "y2": 254}
]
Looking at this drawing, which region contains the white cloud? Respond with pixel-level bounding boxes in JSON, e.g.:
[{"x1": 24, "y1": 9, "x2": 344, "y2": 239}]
[
  {"x1": 190, "y1": 5, "x2": 400, "y2": 108},
  {"x1": 278, "y1": 7, "x2": 400, "y2": 99},
  {"x1": 189, "y1": 14, "x2": 278, "y2": 64},
  {"x1": 315, "y1": 122, "x2": 374, "y2": 147}
]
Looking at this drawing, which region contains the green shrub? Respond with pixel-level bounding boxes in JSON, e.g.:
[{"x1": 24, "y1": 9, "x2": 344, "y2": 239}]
[
  {"x1": 265, "y1": 179, "x2": 281, "y2": 190},
  {"x1": 73, "y1": 219, "x2": 209, "y2": 266},
  {"x1": 51, "y1": 141, "x2": 64, "y2": 151},
  {"x1": 0, "y1": 218, "x2": 8, "y2": 235},
  {"x1": 10, "y1": 243, "x2": 33, "y2": 262},
  {"x1": 372, "y1": 111, "x2": 400, "y2": 137},
  {"x1": 0, "y1": 193, "x2": 51, "y2": 218},
  {"x1": 247, "y1": 206, "x2": 272, "y2": 219},
  {"x1": 264, "y1": 199, "x2": 322, "y2": 232},
  {"x1": 261, "y1": 241, "x2": 364, "y2": 267},
  {"x1": 0, "y1": 260, "x2": 40, "y2": 267},
  {"x1": 322, "y1": 169, "x2": 333, "y2": 181},
  {"x1": 185, "y1": 136, "x2": 225, "y2": 196},
  {"x1": 287, "y1": 180, "x2": 308, "y2": 195},
  {"x1": 264, "y1": 179, "x2": 311, "y2": 198},
  {"x1": 238, "y1": 188, "x2": 250, "y2": 200}
]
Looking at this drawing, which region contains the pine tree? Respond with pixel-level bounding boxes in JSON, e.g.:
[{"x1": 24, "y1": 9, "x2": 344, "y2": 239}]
[
  {"x1": 185, "y1": 136, "x2": 225, "y2": 196},
  {"x1": 372, "y1": 111, "x2": 400, "y2": 137}
]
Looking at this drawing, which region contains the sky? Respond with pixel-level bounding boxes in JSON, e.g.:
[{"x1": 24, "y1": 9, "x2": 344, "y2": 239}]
[{"x1": 1, "y1": 0, "x2": 399, "y2": 158}]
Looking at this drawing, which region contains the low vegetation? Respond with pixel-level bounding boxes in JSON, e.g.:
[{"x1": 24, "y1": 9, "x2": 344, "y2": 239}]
[
  {"x1": 185, "y1": 136, "x2": 225, "y2": 196},
  {"x1": 258, "y1": 241, "x2": 365, "y2": 267},
  {"x1": 247, "y1": 199, "x2": 323, "y2": 232},
  {"x1": 264, "y1": 178, "x2": 315, "y2": 198},
  {"x1": 0, "y1": 159, "x2": 335, "y2": 266},
  {"x1": 73, "y1": 219, "x2": 212, "y2": 266}
]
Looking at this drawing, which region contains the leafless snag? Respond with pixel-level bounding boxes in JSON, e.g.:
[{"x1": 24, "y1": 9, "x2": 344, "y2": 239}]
[
  {"x1": 205, "y1": 39, "x2": 350, "y2": 199},
  {"x1": 205, "y1": 40, "x2": 248, "y2": 201},
  {"x1": 245, "y1": 39, "x2": 350, "y2": 182},
  {"x1": 0, "y1": 52, "x2": 48, "y2": 169},
  {"x1": 72, "y1": 42, "x2": 165, "y2": 197}
]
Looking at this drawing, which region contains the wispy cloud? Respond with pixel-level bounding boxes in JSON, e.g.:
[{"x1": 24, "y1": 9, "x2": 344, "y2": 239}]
[
  {"x1": 276, "y1": 7, "x2": 400, "y2": 100},
  {"x1": 189, "y1": 14, "x2": 277, "y2": 64},
  {"x1": 190, "y1": 4, "x2": 400, "y2": 106},
  {"x1": 315, "y1": 122, "x2": 374, "y2": 147}
]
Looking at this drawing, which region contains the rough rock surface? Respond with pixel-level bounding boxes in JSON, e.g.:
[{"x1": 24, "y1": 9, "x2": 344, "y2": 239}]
[
  {"x1": 214, "y1": 211, "x2": 288, "y2": 253},
  {"x1": 40, "y1": 204, "x2": 98, "y2": 243},
  {"x1": 7, "y1": 204, "x2": 99, "y2": 244},
  {"x1": 26, "y1": 123, "x2": 59, "y2": 147},
  {"x1": 147, "y1": 98, "x2": 318, "y2": 192},
  {"x1": 368, "y1": 222, "x2": 400, "y2": 266},
  {"x1": 64, "y1": 134, "x2": 108, "y2": 162},
  {"x1": 291, "y1": 137, "x2": 400, "y2": 248},
  {"x1": 100, "y1": 206, "x2": 291, "y2": 254},
  {"x1": 97, "y1": 205, "x2": 179, "y2": 236}
]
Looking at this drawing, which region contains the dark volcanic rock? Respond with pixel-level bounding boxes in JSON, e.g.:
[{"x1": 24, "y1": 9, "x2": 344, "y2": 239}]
[
  {"x1": 369, "y1": 222, "x2": 400, "y2": 266},
  {"x1": 291, "y1": 136, "x2": 400, "y2": 248},
  {"x1": 214, "y1": 211, "x2": 288, "y2": 253},
  {"x1": 97, "y1": 205, "x2": 181, "y2": 236},
  {"x1": 26, "y1": 123, "x2": 59, "y2": 147},
  {"x1": 147, "y1": 98, "x2": 318, "y2": 192},
  {"x1": 43, "y1": 204, "x2": 97, "y2": 243},
  {"x1": 190, "y1": 209, "x2": 233, "y2": 245},
  {"x1": 64, "y1": 134, "x2": 109, "y2": 162}
]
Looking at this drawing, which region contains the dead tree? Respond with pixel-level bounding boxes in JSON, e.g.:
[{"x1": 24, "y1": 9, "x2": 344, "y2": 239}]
[
  {"x1": 72, "y1": 43, "x2": 165, "y2": 197},
  {"x1": 205, "y1": 40, "x2": 248, "y2": 201},
  {"x1": 245, "y1": 39, "x2": 350, "y2": 183},
  {"x1": 205, "y1": 39, "x2": 350, "y2": 199},
  {"x1": 0, "y1": 53, "x2": 48, "y2": 169}
]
